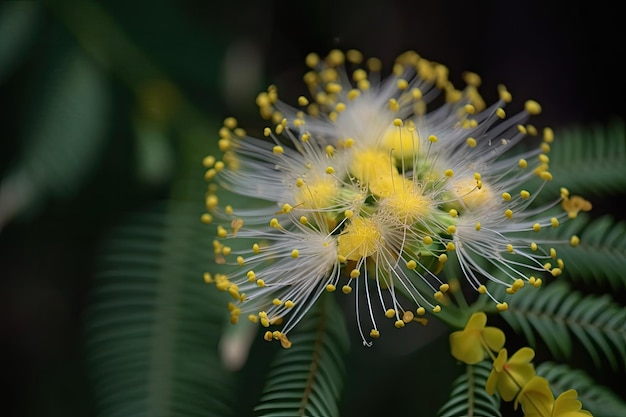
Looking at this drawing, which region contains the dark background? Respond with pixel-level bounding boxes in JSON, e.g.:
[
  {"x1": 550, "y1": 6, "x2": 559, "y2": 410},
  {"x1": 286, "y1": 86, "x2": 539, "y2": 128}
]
[{"x1": 1, "y1": 1, "x2": 623, "y2": 416}]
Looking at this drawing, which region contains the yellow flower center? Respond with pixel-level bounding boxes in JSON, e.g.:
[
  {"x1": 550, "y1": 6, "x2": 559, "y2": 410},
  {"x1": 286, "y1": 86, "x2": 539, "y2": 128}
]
[
  {"x1": 337, "y1": 216, "x2": 381, "y2": 261},
  {"x1": 382, "y1": 180, "x2": 431, "y2": 222},
  {"x1": 298, "y1": 178, "x2": 338, "y2": 209}
]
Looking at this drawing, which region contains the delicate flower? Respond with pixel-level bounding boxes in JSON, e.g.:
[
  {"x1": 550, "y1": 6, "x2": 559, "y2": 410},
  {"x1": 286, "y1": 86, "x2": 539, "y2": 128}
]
[
  {"x1": 486, "y1": 347, "x2": 536, "y2": 401},
  {"x1": 516, "y1": 378, "x2": 592, "y2": 417},
  {"x1": 202, "y1": 49, "x2": 590, "y2": 347},
  {"x1": 449, "y1": 312, "x2": 505, "y2": 364}
]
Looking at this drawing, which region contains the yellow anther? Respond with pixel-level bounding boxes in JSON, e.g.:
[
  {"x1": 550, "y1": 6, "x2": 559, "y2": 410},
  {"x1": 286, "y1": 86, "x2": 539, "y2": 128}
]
[
  {"x1": 350, "y1": 269, "x2": 360, "y2": 278},
  {"x1": 325, "y1": 145, "x2": 335, "y2": 156},
  {"x1": 326, "y1": 284, "x2": 336, "y2": 292},
  {"x1": 305, "y1": 52, "x2": 320, "y2": 68},
  {"x1": 416, "y1": 307, "x2": 426, "y2": 316},
  {"x1": 505, "y1": 209, "x2": 513, "y2": 218},
  {"x1": 434, "y1": 291, "x2": 444, "y2": 301},
  {"x1": 446, "y1": 242, "x2": 455, "y2": 251},
  {"x1": 342, "y1": 285, "x2": 352, "y2": 294},
  {"x1": 570, "y1": 235, "x2": 580, "y2": 247},
  {"x1": 475, "y1": 222, "x2": 481, "y2": 231},
  {"x1": 291, "y1": 249, "x2": 299, "y2": 258},
  {"x1": 448, "y1": 209, "x2": 458, "y2": 218},
  {"x1": 388, "y1": 98, "x2": 400, "y2": 112},
  {"x1": 432, "y1": 305, "x2": 442, "y2": 313},
  {"x1": 423, "y1": 236, "x2": 433, "y2": 245},
  {"x1": 539, "y1": 154, "x2": 550, "y2": 164},
  {"x1": 473, "y1": 172, "x2": 482, "y2": 180},
  {"x1": 517, "y1": 124, "x2": 528, "y2": 135},
  {"x1": 281, "y1": 203, "x2": 293, "y2": 213},
  {"x1": 518, "y1": 159, "x2": 528, "y2": 168},
  {"x1": 221, "y1": 246, "x2": 231, "y2": 256},
  {"x1": 466, "y1": 137, "x2": 477, "y2": 148},
  {"x1": 337, "y1": 255, "x2": 347, "y2": 263},
  {"x1": 370, "y1": 329, "x2": 380, "y2": 338},
  {"x1": 527, "y1": 124, "x2": 538, "y2": 136},
  {"x1": 502, "y1": 192, "x2": 511, "y2": 201},
  {"x1": 496, "y1": 302, "x2": 509, "y2": 312},
  {"x1": 411, "y1": 88, "x2": 423, "y2": 99},
  {"x1": 217, "y1": 225, "x2": 228, "y2": 238},
  {"x1": 507, "y1": 244, "x2": 514, "y2": 253},
  {"x1": 201, "y1": 213, "x2": 213, "y2": 224},
  {"x1": 533, "y1": 223, "x2": 541, "y2": 232},
  {"x1": 395, "y1": 320, "x2": 405, "y2": 328},
  {"x1": 551, "y1": 217, "x2": 559, "y2": 228},
  {"x1": 325, "y1": 166, "x2": 335, "y2": 174},
  {"x1": 272, "y1": 298, "x2": 283, "y2": 306},
  {"x1": 402, "y1": 311, "x2": 414, "y2": 323},
  {"x1": 346, "y1": 49, "x2": 363, "y2": 64},
  {"x1": 275, "y1": 124, "x2": 284, "y2": 135},
  {"x1": 525, "y1": 100, "x2": 542, "y2": 115},
  {"x1": 406, "y1": 260, "x2": 417, "y2": 270},
  {"x1": 551, "y1": 268, "x2": 562, "y2": 277},
  {"x1": 541, "y1": 143, "x2": 551, "y2": 153},
  {"x1": 285, "y1": 300, "x2": 295, "y2": 309},
  {"x1": 345, "y1": 137, "x2": 355, "y2": 147},
  {"x1": 439, "y1": 253, "x2": 448, "y2": 263},
  {"x1": 295, "y1": 178, "x2": 305, "y2": 188},
  {"x1": 428, "y1": 135, "x2": 438, "y2": 143},
  {"x1": 544, "y1": 262, "x2": 552, "y2": 271},
  {"x1": 393, "y1": 118, "x2": 403, "y2": 127},
  {"x1": 447, "y1": 225, "x2": 456, "y2": 234},
  {"x1": 301, "y1": 132, "x2": 310, "y2": 142},
  {"x1": 444, "y1": 169, "x2": 454, "y2": 177},
  {"x1": 269, "y1": 218, "x2": 280, "y2": 228},
  {"x1": 256, "y1": 279, "x2": 265, "y2": 287},
  {"x1": 397, "y1": 79, "x2": 409, "y2": 90},
  {"x1": 273, "y1": 145, "x2": 284, "y2": 154},
  {"x1": 464, "y1": 104, "x2": 476, "y2": 114},
  {"x1": 477, "y1": 285, "x2": 487, "y2": 294},
  {"x1": 344, "y1": 209, "x2": 354, "y2": 219},
  {"x1": 550, "y1": 248, "x2": 557, "y2": 259},
  {"x1": 520, "y1": 190, "x2": 530, "y2": 199},
  {"x1": 247, "y1": 270, "x2": 256, "y2": 281},
  {"x1": 531, "y1": 242, "x2": 538, "y2": 251},
  {"x1": 496, "y1": 108, "x2": 506, "y2": 119},
  {"x1": 203, "y1": 272, "x2": 213, "y2": 284},
  {"x1": 540, "y1": 171, "x2": 553, "y2": 181},
  {"x1": 385, "y1": 309, "x2": 396, "y2": 319},
  {"x1": 543, "y1": 127, "x2": 554, "y2": 143},
  {"x1": 299, "y1": 216, "x2": 308, "y2": 225},
  {"x1": 326, "y1": 82, "x2": 342, "y2": 94},
  {"x1": 264, "y1": 331, "x2": 273, "y2": 341}
]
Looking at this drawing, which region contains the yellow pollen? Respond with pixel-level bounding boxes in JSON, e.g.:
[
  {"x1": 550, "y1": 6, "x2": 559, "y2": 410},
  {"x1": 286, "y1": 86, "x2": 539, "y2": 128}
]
[
  {"x1": 247, "y1": 270, "x2": 256, "y2": 281},
  {"x1": 520, "y1": 190, "x2": 530, "y2": 199},
  {"x1": 446, "y1": 242, "x2": 455, "y2": 251},
  {"x1": 406, "y1": 260, "x2": 417, "y2": 270},
  {"x1": 393, "y1": 118, "x2": 403, "y2": 127},
  {"x1": 502, "y1": 192, "x2": 511, "y2": 201},
  {"x1": 496, "y1": 108, "x2": 506, "y2": 119},
  {"x1": 466, "y1": 137, "x2": 477, "y2": 147},
  {"x1": 531, "y1": 242, "x2": 538, "y2": 251},
  {"x1": 256, "y1": 279, "x2": 265, "y2": 287},
  {"x1": 201, "y1": 213, "x2": 213, "y2": 224},
  {"x1": 439, "y1": 253, "x2": 448, "y2": 263},
  {"x1": 475, "y1": 222, "x2": 481, "y2": 231},
  {"x1": 350, "y1": 269, "x2": 360, "y2": 278},
  {"x1": 272, "y1": 298, "x2": 283, "y2": 306},
  {"x1": 395, "y1": 320, "x2": 405, "y2": 328},
  {"x1": 477, "y1": 285, "x2": 487, "y2": 294},
  {"x1": 237, "y1": 256, "x2": 245, "y2": 265},
  {"x1": 416, "y1": 307, "x2": 426, "y2": 315},
  {"x1": 444, "y1": 169, "x2": 454, "y2": 177},
  {"x1": 496, "y1": 302, "x2": 509, "y2": 312},
  {"x1": 505, "y1": 209, "x2": 513, "y2": 218},
  {"x1": 370, "y1": 329, "x2": 380, "y2": 338},
  {"x1": 273, "y1": 145, "x2": 284, "y2": 154},
  {"x1": 533, "y1": 223, "x2": 541, "y2": 232},
  {"x1": 285, "y1": 300, "x2": 295, "y2": 308},
  {"x1": 525, "y1": 100, "x2": 542, "y2": 115},
  {"x1": 551, "y1": 217, "x2": 559, "y2": 228},
  {"x1": 432, "y1": 305, "x2": 441, "y2": 313},
  {"x1": 325, "y1": 166, "x2": 335, "y2": 174},
  {"x1": 428, "y1": 135, "x2": 438, "y2": 143},
  {"x1": 507, "y1": 244, "x2": 514, "y2": 253},
  {"x1": 344, "y1": 210, "x2": 354, "y2": 219},
  {"x1": 298, "y1": 96, "x2": 309, "y2": 106},
  {"x1": 326, "y1": 284, "x2": 336, "y2": 292},
  {"x1": 570, "y1": 235, "x2": 580, "y2": 247},
  {"x1": 447, "y1": 225, "x2": 456, "y2": 234},
  {"x1": 337, "y1": 217, "x2": 381, "y2": 261},
  {"x1": 423, "y1": 236, "x2": 433, "y2": 245},
  {"x1": 449, "y1": 209, "x2": 458, "y2": 218},
  {"x1": 434, "y1": 291, "x2": 444, "y2": 300},
  {"x1": 291, "y1": 249, "x2": 299, "y2": 258},
  {"x1": 397, "y1": 79, "x2": 409, "y2": 90},
  {"x1": 217, "y1": 225, "x2": 227, "y2": 238},
  {"x1": 518, "y1": 159, "x2": 528, "y2": 168},
  {"x1": 385, "y1": 309, "x2": 396, "y2": 319}
]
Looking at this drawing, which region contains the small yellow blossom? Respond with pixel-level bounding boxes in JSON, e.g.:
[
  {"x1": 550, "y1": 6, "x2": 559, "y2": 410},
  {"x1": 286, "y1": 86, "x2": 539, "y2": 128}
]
[
  {"x1": 449, "y1": 312, "x2": 505, "y2": 364},
  {"x1": 486, "y1": 347, "x2": 536, "y2": 401}
]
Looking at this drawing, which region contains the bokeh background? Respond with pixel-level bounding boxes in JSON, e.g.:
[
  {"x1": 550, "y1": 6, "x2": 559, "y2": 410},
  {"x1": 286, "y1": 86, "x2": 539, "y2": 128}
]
[{"x1": 1, "y1": 1, "x2": 624, "y2": 416}]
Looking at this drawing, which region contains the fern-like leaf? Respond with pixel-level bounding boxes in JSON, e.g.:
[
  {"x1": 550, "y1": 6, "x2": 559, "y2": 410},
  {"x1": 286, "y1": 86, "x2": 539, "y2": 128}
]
[
  {"x1": 254, "y1": 293, "x2": 350, "y2": 417},
  {"x1": 542, "y1": 118, "x2": 626, "y2": 197},
  {"x1": 85, "y1": 200, "x2": 235, "y2": 417},
  {"x1": 438, "y1": 360, "x2": 501, "y2": 417},
  {"x1": 536, "y1": 361, "x2": 626, "y2": 417},
  {"x1": 492, "y1": 281, "x2": 626, "y2": 372},
  {"x1": 546, "y1": 213, "x2": 626, "y2": 290}
]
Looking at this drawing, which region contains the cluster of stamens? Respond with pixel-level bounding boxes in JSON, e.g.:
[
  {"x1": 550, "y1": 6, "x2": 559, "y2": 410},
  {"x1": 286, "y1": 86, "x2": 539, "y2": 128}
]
[{"x1": 202, "y1": 49, "x2": 590, "y2": 347}]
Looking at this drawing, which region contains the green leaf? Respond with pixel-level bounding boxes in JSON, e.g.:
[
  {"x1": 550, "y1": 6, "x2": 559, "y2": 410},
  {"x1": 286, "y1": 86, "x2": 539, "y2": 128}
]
[
  {"x1": 255, "y1": 293, "x2": 350, "y2": 417},
  {"x1": 438, "y1": 361, "x2": 501, "y2": 417},
  {"x1": 547, "y1": 213, "x2": 626, "y2": 290},
  {"x1": 536, "y1": 361, "x2": 626, "y2": 417},
  {"x1": 492, "y1": 281, "x2": 626, "y2": 372},
  {"x1": 85, "y1": 200, "x2": 235, "y2": 417},
  {"x1": 537, "y1": 118, "x2": 626, "y2": 197}
]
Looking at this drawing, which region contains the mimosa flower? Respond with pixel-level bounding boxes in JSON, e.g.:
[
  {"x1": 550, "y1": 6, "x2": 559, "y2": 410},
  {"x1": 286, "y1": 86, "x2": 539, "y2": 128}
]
[
  {"x1": 449, "y1": 312, "x2": 505, "y2": 364},
  {"x1": 202, "y1": 49, "x2": 589, "y2": 347},
  {"x1": 486, "y1": 347, "x2": 536, "y2": 401}
]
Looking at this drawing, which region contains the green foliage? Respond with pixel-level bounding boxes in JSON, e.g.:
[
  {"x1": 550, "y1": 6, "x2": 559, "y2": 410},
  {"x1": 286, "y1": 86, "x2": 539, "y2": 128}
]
[
  {"x1": 438, "y1": 361, "x2": 502, "y2": 417},
  {"x1": 255, "y1": 294, "x2": 350, "y2": 417},
  {"x1": 539, "y1": 118, "x2": 626, "y2": 197},
  {"x1": 536, "y1": 362, "x2": 626, "y2": 417},
  {"x1": 84, "y1": 201, "x2": 234, "y2": 417},
  {"x1": 493, "y1": 281, "x2": 626, "y2": 372},
  {"x1": 547, "y1": 213, "x2": 626, "y2": 290}
]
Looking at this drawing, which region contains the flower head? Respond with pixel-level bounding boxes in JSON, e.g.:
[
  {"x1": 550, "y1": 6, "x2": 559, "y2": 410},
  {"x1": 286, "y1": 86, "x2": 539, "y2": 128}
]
[
  {"x1": 449, "y1": 312, "x2": 505, "y2": 364},
  {"x1": 516, "y1": 378, "x2": 592, "y2": 417},
  {"x1": 486, "y1": 347, "x2": 536, "y2": 401},
  {"x1": 203, "y1": 49, "x2": 589, "y2": 347}
]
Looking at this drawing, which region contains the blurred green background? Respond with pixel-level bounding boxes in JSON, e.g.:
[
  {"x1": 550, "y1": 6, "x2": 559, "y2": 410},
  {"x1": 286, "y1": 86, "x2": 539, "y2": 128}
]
[{"x1": 1, "y1": 1, "x2": 624, "y2": 416}]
